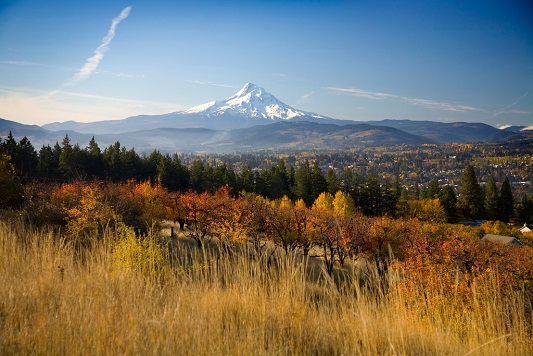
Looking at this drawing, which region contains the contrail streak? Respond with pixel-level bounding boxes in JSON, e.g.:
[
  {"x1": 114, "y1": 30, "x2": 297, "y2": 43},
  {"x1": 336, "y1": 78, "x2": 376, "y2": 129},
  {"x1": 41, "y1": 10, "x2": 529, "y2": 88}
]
[{"x1": 66, "y1": 6, "x2": 132, "y2": 86}]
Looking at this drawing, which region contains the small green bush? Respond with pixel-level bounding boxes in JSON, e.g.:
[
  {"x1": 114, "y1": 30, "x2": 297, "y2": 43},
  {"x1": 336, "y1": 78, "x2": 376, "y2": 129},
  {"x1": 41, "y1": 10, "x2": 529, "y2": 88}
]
[{"x1": 111, "y1": 223, "x2": 168, "y2": 278}]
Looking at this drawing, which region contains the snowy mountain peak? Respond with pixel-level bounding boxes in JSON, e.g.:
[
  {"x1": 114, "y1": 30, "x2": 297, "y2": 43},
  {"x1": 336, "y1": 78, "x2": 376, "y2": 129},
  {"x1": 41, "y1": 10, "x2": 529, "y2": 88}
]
[
  {"x1": 234, "y1": 82, "x2": 260, "y2": 97},
  {"x1": 183, "y1": 83, "x2": 328, "y2": 123}
]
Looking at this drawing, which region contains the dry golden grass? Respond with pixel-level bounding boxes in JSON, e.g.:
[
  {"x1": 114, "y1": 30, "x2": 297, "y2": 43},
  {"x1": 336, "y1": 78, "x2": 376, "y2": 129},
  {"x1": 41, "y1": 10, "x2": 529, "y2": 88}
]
[{"x1": 0, "y1": 219, "x2": 532, "y2": 355}]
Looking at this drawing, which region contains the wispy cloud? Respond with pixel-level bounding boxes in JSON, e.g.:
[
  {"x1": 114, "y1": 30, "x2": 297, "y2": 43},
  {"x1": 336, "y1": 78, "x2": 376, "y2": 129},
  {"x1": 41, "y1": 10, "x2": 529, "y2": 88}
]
[
  {"x1": 294, "y1": 92, "x2": 314, "y2": 106},
  {"x1": 1, "y1": 60, "x2": 143, "y2": 80},
  {"x1": 66, "y1": 6, "x2": 132, "y2": 86},
  {"x1": 96, "y1": 69, "x2": 145, "y2": 79},
  {"x1": 0, "y1": 60, "x2": 50, "y2": 67},
  {"x1": 328, "y1": 86, "x2": 484, "y2": 113},
  {"x1": 0, "y1": 86, "x2": 185, "y2": 125},
  {"x1": 493, "y1": 91, "x2": 529, "y2": 117},
  {"x1": 188, "y1": 80, "x2": 239, "y2": 89}
]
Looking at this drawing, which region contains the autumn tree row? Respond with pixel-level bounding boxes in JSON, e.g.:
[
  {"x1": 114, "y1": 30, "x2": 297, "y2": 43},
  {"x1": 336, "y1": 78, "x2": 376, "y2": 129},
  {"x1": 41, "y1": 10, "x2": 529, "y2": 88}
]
[{"x1": 1, "y1": 134, "x2": 532, "y2": 224}]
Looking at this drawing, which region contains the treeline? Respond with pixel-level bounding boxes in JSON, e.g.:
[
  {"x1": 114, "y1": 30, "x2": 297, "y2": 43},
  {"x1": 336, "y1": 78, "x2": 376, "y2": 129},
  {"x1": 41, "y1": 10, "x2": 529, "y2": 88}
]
[
  {"x1": 0, "y1": 133, "x2": 399, "y2": 216},
  {"x1": 1, "y1": 133, "x2": 532, "y2": 224}
]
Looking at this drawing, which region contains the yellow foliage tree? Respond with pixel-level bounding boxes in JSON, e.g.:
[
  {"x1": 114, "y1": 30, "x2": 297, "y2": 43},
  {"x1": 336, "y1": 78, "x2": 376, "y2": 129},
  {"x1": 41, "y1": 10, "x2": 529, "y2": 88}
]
[
  {"x1": 312, "y1": 192, "x2": 334, "y2": 212},
  {"x1": 63, "y1": 182, "x2": 116, "y2": 237},
  {"x1": 407, "y1": 198, "x2": 447, "y2": 223},
  {"x1": 333, "y1": 191, "x2": 355, "y2": 218}
]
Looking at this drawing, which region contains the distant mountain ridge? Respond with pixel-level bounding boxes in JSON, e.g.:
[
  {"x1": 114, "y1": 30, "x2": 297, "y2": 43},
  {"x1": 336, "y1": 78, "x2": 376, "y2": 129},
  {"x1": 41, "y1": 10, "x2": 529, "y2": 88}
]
[
  {"x1": 42, "y1": 83, "x2": 334, "y2": 133},
  {"x1": 2, "y1": 83, "x2": 529, "y2": 152},
  {"x1": 362, "y1": 119, "x2": 515, "y2": 144}
]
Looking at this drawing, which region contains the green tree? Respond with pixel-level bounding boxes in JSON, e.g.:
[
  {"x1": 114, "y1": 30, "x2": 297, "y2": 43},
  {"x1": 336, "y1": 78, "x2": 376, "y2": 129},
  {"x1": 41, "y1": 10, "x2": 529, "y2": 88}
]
[
  {"x1": 58, "y1": 135, "x2": 85, "y2": 180},
  {"x1": 103, "y1": 142, "x2": 124, "y2": 181},
  {"x1": 498, "y1": 176, "x2": 514, "y2": 223},
  {"x1": 326, "y1": 168, "x2": 339, "y2": 195},
  {"x1": 0, "y1": 153, "x2": 24, "y2": 208},
  {"x1": 310, "y1": 162, "x2": 328, "y2": 200},
  {"x1": 361, "y1": 174, "x2": 382, "y2": 217},
  {"x1": 238, "y1": 163, "x2": 255, "y2": 193},
  {"x1": 0, "y1": 133, "x2": 38, "y2": 181},
  {"x1": 293, "y1": 161, "x2": 313, "y2": 206},
  {"x1": 86, "y1": 137, "x2": 103, "y2": 179},
  {"x1": 189, "y1": 160, "x2": 205, "y2": 192},
  {"x1": 484, "y1": 175, "x2": 499, "y2": 221},
  {"x1": 266, "y1": 159, "x2": 290, "y2": 199},
  {"x1": 340, "y1": 167, "x2": 362, "y2": 206},
  {"x1": 37, "y1": 144, "x2": 61, "y2": 179},
  {"x1": 457, "y1": 165, "x2": 484, "y2": 220},
  {"x1": 438, "y1": 185, "x2": 458, "y2": 223},
  {"x1": 426, "y1": 178, "x2": 441, "y2": 199}
]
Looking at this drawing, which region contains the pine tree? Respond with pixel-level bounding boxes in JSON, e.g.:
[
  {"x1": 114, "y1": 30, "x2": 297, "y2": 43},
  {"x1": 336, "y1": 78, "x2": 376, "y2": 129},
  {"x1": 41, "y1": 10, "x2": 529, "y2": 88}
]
[
  {"x1": 326, "y1": 168, "x2": 339, "y2": 195},
  {"x1": 484, "y1": 175, "x2": 499, "y2": 221},
  {"x1": 86, "y1": 137, "x2": 103, "y2": 179},
  {"x1": 293, "y1": 161, "x2": 313, "y2": 206},
  {"x1": 498, "y1": 176, "x2": 514, "y2": 223},
  {"x1": 238, "y1": 163, "x2": 255, "y2": 193},
  {"x1": 268, "y1": 159, "x2": 290, "y2": 199},
  {"x1": 59, "y1": 134, "x2": 75, "y2": 179},
  {"x1": 310, "y1": 162, "x2": 328, "y2": 201},
  {"x1": 189, "y1": 160, "x2": 205, "y2": 192},
  {"x1": 0, "y1": 152, "x2": 24, "y2": 207},
  {"x1": 426, "y1": 178, "x2": 441, "y2": 199},
  {"x1": 457, "y1": 165, "x2": 484, "y2": 220},
  {"x1": 361, "y1": 174, "x2": 382, "y2": 216},
  {"x1": 438, "y1": 185, "x2": 458, "y2": 223}
]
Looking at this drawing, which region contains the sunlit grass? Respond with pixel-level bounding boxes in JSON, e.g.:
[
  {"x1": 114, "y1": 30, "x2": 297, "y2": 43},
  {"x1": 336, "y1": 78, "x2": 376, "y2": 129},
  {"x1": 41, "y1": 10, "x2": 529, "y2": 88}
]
[{"x1": 1, "y1": 219, "x2": 531, "y2": 355}]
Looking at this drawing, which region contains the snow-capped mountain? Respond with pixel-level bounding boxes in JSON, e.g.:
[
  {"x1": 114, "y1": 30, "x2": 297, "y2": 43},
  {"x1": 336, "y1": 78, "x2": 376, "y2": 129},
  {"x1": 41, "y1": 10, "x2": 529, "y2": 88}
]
[
  {"x1": 42, "y1": 83, "x2": 334, "y2": 134},
  {"x1": 183, "y1": 83, "x2": 327, "y2": 121}
]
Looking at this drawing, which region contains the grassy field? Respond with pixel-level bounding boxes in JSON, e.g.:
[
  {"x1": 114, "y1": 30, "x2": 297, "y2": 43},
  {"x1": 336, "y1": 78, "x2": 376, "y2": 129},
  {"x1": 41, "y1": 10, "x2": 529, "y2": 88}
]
[{"x1": 0, "y1": 219, "x2": 532, "y2": 355}]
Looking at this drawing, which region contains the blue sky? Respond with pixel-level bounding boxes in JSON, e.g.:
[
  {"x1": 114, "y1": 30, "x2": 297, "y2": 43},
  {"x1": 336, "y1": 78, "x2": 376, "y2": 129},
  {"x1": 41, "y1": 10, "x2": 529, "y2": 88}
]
[{"x1": 1, "y1": 0, "x2": 532, "y2": 127}]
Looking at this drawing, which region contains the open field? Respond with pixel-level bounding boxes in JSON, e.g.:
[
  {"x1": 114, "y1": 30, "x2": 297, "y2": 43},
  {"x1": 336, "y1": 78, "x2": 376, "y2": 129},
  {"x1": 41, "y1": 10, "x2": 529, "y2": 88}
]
[{"x1": 1, "y1": 219, "x2": 532, "y2": 355}]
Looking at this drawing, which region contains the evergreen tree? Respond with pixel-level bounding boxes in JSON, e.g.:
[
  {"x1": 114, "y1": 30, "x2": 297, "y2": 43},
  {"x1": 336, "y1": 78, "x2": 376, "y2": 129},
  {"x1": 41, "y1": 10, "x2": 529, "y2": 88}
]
[
  {"x1": 381, "y1": 180, "x2": 399, "y2": 217},
  {"x1": 189, "y1": 160, "x2": 205, "y2": 192},
  {"x1": 340, "y1": 167, "x2": 362, "y2": 206},
  {"x1": 438, "y1": 185, "x2": 458, "y2": 223},
  {"x1": 37, "y1": 145, "x2": 61, "y2": 179},
  {"x1": 310, "y1": 162, "x2": 328, "y2": 201},
  {"x1": 268, "y1": 159, "x2": 290, "y2": 199},
  {"x1": 0, "y1": 132, "x2": 17, "y2": 156},
  {"x1": 484, "y1": 175, "x2": 499, "y2": 221},
  {"x1": 426, "y1": 178, "x2": 441, "y2": 199},
  {"x1": 170, "y1": 155, "x2": 190, "y2": 192},
  {"x1": 413, "y1": 182, "x2": 420, "y2": 200},
  {"x1": 0, "y1": 134, "x2": 38, "y2": 180},
  {"x1": 326, "y1": 168, "x2": 339, "y2": 195},
  {"x1": 103, "y1": 142, "x2": 123, "y2": 181},
  {"x1": 86, "y1": 137, "x2": 103, "y2": 179},
  {"x1": 253, "y1": 170, "x2": 267, "y2": 196},
  {"x1": 457, "y1": 165, "x2": 484, "y2": 220},
  {"x1": 145, "y1": 150, "x2": 163, "y2": 182},
  {"x1": 516, "y1": 195, "x2": 533, "y2": 224},
  {"x1": 121, "y1": 147, "x2": 142, "y2": 181},
  {"x1": 0, "y1": 152, "x2": 24, "y2": 207},
  {"x1": 237, "y1": 163, "x2": 255, "y2": 193},
  {"x1": 361, "y1": 174, "x2": 382, "y2": 216},
  {"x1": 58, "y1": 135, "x2": 85, "y2": 179},
  {"x1": 293, "y1": 161, "x2": 314, "y2": 206},
  {"x1": 498, "y1": 176, "x2": 514, "y2": 223}
]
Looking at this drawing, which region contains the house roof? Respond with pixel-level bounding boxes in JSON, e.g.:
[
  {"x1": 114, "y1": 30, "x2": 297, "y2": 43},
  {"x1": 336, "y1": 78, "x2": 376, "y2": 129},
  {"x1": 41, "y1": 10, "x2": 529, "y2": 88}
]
[
  {"x1": 481, "y1": 234, "x2": 524, "y2": 246},
  {"x1": 519, "y1": 223, "x2": 532, "y2": 232}
]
